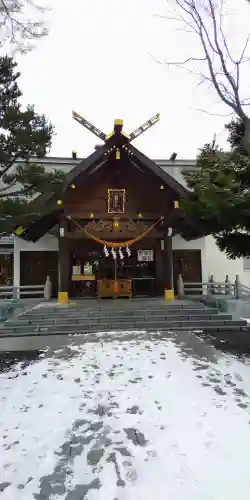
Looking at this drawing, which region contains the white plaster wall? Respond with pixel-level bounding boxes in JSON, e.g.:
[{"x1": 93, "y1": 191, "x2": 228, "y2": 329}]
[
  {"x1": 242, "y1": 270, "x2": 250, "y2": 287},
  {"x1": 203, "y1": 235, "x2": 250, "y2": 286},
  {"x1": 13, "y1": 235, "x2": 58, "y2": 287},
  {"x1": 14, "y1": 234, "x2": 58, "y2": 252}
]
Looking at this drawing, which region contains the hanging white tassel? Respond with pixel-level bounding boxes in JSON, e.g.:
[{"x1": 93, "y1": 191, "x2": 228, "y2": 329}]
[
  {"x1": 111, "y1": 247, "x2": 116, "y2": 259},
  {"x1": 119, "y1": 247, "x2": 124, "y2": 259},
  {"x1": 126, "y1": 245, "x2": 131, "y2": 257},
  {"x1": 104, "y1": 245, "x2": 109, "y2": 257}
]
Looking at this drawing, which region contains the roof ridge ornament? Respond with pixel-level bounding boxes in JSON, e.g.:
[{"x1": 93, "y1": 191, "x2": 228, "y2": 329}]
[
  {"x1": 72, "y1": 111, "x2": 160, "y2": 143},
  {"x1": 129, "y1": 113, "x2": 160, "y2": 141},
  {"x1": 72, "y1": 111, "x2": 106, "y2": 141}
]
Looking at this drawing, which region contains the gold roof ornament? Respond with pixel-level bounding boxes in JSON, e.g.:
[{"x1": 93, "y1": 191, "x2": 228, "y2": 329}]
[
  {"x1": 114, "y1": 119, "x2": 123, "y2": 126},
  {"x1": 15, "y1": 226, "x2": 24, "y2": 236}
]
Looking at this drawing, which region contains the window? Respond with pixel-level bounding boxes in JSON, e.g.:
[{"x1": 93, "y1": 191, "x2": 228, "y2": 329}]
[{"x1": 243, "y1": 257, "x2": 250, "y2": 271}]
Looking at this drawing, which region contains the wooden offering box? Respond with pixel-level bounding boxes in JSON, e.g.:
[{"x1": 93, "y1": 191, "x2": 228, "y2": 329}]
[
  {"x1": 71, "y1": 275, "x2": 95, "y2": 281},
  {"x1": 97, "y1": 279, "x2": 132, "y2": 299},
  {"x1": 71, "y1": 274, "x2": 96, "y2": 297}
]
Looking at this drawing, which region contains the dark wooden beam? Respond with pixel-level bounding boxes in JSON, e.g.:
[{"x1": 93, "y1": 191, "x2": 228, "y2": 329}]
[
  {"x1": 162, "y1": 220, "x2": 174, "y2": 290},
  {"x1": 64, "y1": 229, "x2": 164, "y2": 240},
  {"x1": 163, "y1": 235, "x2": 174, "y2": 290},
  {"x1": 58, "y1": 217, "x2": 70, "y2": 293},
  {"x1": 155, "y1": 239, "x2": 163, "y2": 296},
  {"x1": 66, "y1": 212, "x2": 165, "y2": 221}
]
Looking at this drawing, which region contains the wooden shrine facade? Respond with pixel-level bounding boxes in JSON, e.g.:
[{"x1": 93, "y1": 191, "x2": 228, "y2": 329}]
[{"x1": 15, "y1": 114, "x2": 203, "y2": 300}]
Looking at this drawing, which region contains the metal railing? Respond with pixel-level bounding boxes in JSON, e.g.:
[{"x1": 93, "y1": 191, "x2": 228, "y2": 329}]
[
  {"x1": 0, "y1": 284, "x2": 45, "y2": 299},
  {"x1": 239, "y1": 283, "x2": 250, "y2": 297},
  {"x1": 178, "y1": 273, "x2": 250, "y2": 299},
  {"x1": 0, "y1": 277, "x2": 53, "y2": 301},
  {"x1": 182, "y1": 281, "x2": 235, "y2": 296}
]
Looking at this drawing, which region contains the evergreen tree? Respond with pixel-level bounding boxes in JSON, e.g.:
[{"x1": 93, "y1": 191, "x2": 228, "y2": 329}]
[
  {"x1": 0, "y1": 56, "x2": 64, "y2": 232},
  {"x1": 183, "y1": 118, "x2": 250, "y2": 258},
  {"x1": 225, "y1": 118, "x2": 246, "y2": 154}
]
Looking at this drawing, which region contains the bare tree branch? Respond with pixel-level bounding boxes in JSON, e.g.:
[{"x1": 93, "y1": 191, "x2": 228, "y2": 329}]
[
  {"x1": 207, "y1": 0, "x2": 242, "y2": 111},
  {"x1": 0, "y1": 0, "x2": 48, "y2": 52},
  {"x1": 239, "y1": 33, "x2": 250, "y2": 63},
  {"x1": 161, "y1": 0, "x2": 250, "y2": 153},
  {"x1": 218, "y1": 0, "x2": 237, "y2": 66},
  {"x1": 158, "y1": 56, "x2": 207, "y2": 65},
  {"x1": 189, "y1": 107, "x2": 234, "y2": 117}
]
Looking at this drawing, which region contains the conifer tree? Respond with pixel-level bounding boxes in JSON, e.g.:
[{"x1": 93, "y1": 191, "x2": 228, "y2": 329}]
[
  {"x1": 0, "y1": 56, "x2": 64, "y2": 232},
  {"x1": 183, "y1": 118, "x2": 250, "y2": 258}
]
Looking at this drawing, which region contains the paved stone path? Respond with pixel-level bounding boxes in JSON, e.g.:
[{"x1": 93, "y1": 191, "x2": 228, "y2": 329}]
[{"x1": 1, "y1": 329, "x2": 250, "y2": 499}]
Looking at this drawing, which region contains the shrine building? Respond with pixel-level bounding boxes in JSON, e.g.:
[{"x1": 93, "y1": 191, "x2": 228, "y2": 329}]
[{"x1": 9, "y1": 113, "x2": 249, "y2": 301}]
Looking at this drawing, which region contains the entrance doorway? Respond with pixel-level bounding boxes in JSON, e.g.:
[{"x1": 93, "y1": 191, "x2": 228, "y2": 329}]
[
  {"x1": 173, "y1": 250, "x2": 202, "y2": 293},
  {"x1": 70, "y1": 241, "x2": 157, "y2": 297},
  {"x1": 20, "y1": 251, "x2": 58, "y2": 297}
]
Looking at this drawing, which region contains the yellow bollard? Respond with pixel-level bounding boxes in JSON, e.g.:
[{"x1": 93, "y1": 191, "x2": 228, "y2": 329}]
[
  {"x1": 58, "y1": 291, "x2": 69, "y2": 305},
  {"x1": 164, "y1": 289, "x2": 175, "y2": 302}
]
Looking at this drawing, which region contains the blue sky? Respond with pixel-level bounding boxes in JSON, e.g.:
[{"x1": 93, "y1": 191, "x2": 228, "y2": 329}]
[{"x1": 16, "y1": 0, "x2": 250, "y2": 159}]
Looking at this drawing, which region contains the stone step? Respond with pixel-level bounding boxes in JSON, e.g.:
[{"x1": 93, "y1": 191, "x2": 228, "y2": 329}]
[
  {"x1": 24, "y1": 304, "x2": 207, "y2": 316},
  {"x1": 0, "y1": 324, "x2": 249, "y2": 339},
  {"x1": 23, "y1": 302, "x2": 207, "y2": 314},
  {"x1": 20, "y1": 307, "x2": 217, "y2": 321},
  {"x1": 1, "y1": 319, "x2": 246, "y2": 335},
  {"x1": 7, "y1": 312, "x2": 228, "y2": 327}
]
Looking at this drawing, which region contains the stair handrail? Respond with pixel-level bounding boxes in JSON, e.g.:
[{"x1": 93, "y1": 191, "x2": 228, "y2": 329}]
[
  {"x1": 240, "y1": 283, "x2": 250, "y2": 297},
  {"x1": 179, "y1": 273, "x2": 250, "y2": 299},
  {"x1": 0, "y1": 284, "x2": 46, "y2": 300},
  {"x1": 179, "y1": 274, "x2": 236, "y2": 298}
]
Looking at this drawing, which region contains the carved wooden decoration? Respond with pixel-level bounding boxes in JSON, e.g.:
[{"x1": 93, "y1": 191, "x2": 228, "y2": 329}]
[{"x1": 85, "y1": 218, "x2": 148, "y2": 238}]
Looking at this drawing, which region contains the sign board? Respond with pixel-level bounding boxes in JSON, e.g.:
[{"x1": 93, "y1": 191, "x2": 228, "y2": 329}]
[
  {"x1": 72, "y1": 265, "x2": 81, "y2": 275},
  {"x1": 84, "y1": 263, "x2": 93, "y2": 275},
  {"x1": 137, "y1": 250, "x2": 154, "y2": 262}
]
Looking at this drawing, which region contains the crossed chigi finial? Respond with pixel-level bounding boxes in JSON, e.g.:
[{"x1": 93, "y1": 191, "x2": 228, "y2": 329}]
[{"x1": 72, "y1": 111, "x2": 160, "y2": 142}]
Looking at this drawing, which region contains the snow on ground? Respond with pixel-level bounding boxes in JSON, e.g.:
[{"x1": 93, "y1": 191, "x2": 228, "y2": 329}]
[
  {"x1": 242, "y1": 318, "x2": 250, "y2": 324},
  {"x1": 1, "y1": 331, "x2": 250, "y2": 500}
]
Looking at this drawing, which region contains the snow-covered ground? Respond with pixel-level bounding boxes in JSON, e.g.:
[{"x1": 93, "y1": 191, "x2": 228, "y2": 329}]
[
  {"x1": 242, "y1": 318, "x2": 250, "y2": 324},
  {"x1": 1, "y1": 330, "x2": 250, "y2": 500}
]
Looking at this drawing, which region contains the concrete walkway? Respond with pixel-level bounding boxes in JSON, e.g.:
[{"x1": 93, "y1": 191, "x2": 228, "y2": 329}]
[{"x1": 1, "y1": 327, "x2": 250, "y2": 499}]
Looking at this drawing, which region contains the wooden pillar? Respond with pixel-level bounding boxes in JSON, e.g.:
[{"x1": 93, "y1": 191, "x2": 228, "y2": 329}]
[
  {"x1": 162, "y1": 221, "x2": 174, "y2": 293},
  {"x1": 155, "y1": 239, "x2": 163, "y2": 296},
  {"x1": 164, "y1": 234, "x2": 173, "y2": 290},
  {"x1": 58, "y1": 217, "x2": 70, "y2": 303}
]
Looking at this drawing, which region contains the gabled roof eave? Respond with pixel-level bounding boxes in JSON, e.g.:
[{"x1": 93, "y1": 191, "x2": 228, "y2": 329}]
[{"x1": 129, "y1": 144, "x2": 189, "y2": 197}]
